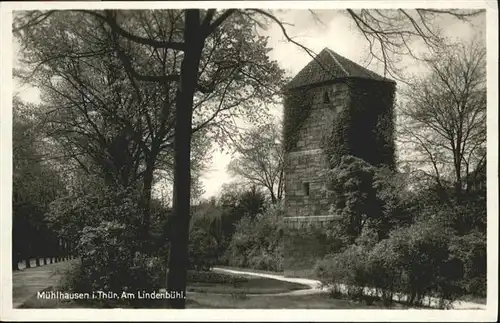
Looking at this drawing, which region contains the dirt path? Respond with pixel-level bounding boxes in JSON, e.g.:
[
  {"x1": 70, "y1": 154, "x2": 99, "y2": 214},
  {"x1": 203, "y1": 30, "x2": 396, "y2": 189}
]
[
  {"x1": 213, "y1": 267, "x2": 486, "y2": 309},
  {"x1": 12, "y1": 260, "x2": 78, "y2": 308}
]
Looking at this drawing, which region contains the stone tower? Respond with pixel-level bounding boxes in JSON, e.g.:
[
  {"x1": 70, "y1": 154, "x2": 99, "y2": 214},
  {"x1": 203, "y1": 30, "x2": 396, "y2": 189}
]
[{"x1": 282, "y1": 48, "x2": 396, "y2": 277}]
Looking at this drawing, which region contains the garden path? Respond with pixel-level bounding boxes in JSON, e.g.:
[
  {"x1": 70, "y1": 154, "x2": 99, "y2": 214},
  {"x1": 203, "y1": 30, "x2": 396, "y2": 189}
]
[{"x1": 12, "y1": 259, "x2": 77, "y2": 308}]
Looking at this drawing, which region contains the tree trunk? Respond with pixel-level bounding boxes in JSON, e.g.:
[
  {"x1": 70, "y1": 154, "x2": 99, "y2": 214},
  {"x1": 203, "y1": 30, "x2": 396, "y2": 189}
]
[
  {"x1": 62, "y1": 240, "x2": 66, "y2": 261},
  {"x1": 12, "y1": 253, "x2": 19, "y2": 271},
  {"x1": 55, "y1": 238, "x2": 60, "y2": 263},
  {"x1": 166, "y1": 9, "x2": 203, "y2": 309},
  {"x1": 140, "y1": 159, "x2": 155, "y2": 251},
  {"x1": 42, "y1": 231, "x2": 48, "y2": 265},
  {"x1": 25, "y1": 239, "x2": 31, "y2": 268},
  {"x1": 33, "y1": 228, "x2": 43, "y2": 267},
  {"x1": 50, "y1": 236, "x2": 54, "y2": 263},
  {"x1": 270, "y1": 190, "x2": 277, "y2": 204},
  {"x1": 35, "y1": 232, "x2": 40, "y2": 266},
  {"x1": 277, "y1": 164, "x2": 284, "y2": 201}
]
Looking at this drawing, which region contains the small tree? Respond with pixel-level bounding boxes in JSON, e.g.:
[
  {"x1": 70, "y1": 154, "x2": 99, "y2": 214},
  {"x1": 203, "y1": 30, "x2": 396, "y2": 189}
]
[{"x1": 227, "y1": 121, "x2": 284, "y2": 203}]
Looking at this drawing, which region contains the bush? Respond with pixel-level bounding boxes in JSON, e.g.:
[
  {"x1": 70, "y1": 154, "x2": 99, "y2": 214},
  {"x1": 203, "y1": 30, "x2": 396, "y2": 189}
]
[
  {"x1": 314, "y1": 244, "x2": 370, "y2": 300},
  {"x1": 449, "y1": 231, "x2": 486, "y2": 297},
  {"x1": 188, "y1": 227, "x2": 219, "y2": 271},
  {"x1": 63, "y1": 220, "x2": 166, "y2": 307},
  {"x1": 224, "y1": 204, "x2": 283, "y2": 271},
  {"x1": 390, "y1": 221, "x2": 463, "y2": 306},
  {"x1": 323, "y1": 155, "x2": 413, "y2": 243},
  {"x1": 364, "y1": 239, "x2": 402, "y2": 304},
  {"x1": 315, "y1": 220, "x2": 465, "y2": 308}
]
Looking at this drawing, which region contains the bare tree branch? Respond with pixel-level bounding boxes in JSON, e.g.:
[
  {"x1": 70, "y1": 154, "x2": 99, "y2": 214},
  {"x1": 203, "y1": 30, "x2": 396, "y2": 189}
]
[{"x1": 77, "y1": 10, "x2": 185, "y2": 51}]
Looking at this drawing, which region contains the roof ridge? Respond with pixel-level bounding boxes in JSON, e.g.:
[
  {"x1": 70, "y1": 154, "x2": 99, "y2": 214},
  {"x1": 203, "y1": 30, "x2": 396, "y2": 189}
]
[
  {"x1": 324, "y1": 48, "x2": 349, "y2": 76},
  {"x1": 326, "y1": 47, "x2": 392, "y2": 81}
]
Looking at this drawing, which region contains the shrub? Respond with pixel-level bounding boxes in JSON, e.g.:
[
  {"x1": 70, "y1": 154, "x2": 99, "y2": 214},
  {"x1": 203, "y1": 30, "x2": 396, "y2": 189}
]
[
  {"x1": 315, "y1": 220, "x2": 465, "y2": 308},
  {"x1": 314, "y1": 244, "x2": 370, "y2": 300},
  {"x1": 323, "y1": 155, "x2": 413, "y2": 244},
  {"x1": 392, "y1": 221, "x2": 463, "y2": 306},
  {"x1": 188, "y1": 186, "x2": 270, "y2": 264},
  {"x1": 449, "y1": 231, "x2": 486, "y2": 297},
  {"x1": 188, "y1": 227, "x2": 219, "y2": 271},
  {"x1": 63, "y1": 220, "x2": 166, "y2": 307},
  {"x1": 224, "y1": 204, "x2": 283, "y2": 272},
  {"x1": 364, "y1": 239, "x2": 401, "y2": 304}
]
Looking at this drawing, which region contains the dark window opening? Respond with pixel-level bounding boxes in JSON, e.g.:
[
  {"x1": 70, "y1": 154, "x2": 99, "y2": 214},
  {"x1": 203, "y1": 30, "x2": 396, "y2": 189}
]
[
  {"x1": 303, "y1": 182, "x2": 310, "y2": 196},
  {"x1": 323, "y1": 91, "x2": 330, "y2": 103}
]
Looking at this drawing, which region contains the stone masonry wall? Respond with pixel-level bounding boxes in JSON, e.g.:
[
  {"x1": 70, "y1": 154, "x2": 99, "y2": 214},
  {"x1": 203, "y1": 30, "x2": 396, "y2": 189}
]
[
  {"x1": 285, "y1": 149, "x2": 329, "y2": 217},
  {"x1": 284, "y1": 82, "x2": 349, "y2": 219},
  {"x1": 283, "y1": 82, "x2": 349, "y2": 278},
  {"x1": 291, "y1": 82, "x2": 349, "y2": 152}
]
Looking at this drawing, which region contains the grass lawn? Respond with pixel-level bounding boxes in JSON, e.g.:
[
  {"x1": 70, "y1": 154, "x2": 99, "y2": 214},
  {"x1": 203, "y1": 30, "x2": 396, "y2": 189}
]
[
  {"x1": 187, "y1": 278, "x2": 307, "y2": 295},
  {"x1": 186, "y1": 271, "x2": 308, "y2": 295}
]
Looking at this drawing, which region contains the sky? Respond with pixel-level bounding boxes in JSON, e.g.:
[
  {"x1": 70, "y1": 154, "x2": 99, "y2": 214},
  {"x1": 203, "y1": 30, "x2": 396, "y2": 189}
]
[
  {"x1": 198, "y1": 9, "x2": 486, "y2": 199},
  {"x1": 10, "y1": 8, "x2": 486, "y2": 200}
]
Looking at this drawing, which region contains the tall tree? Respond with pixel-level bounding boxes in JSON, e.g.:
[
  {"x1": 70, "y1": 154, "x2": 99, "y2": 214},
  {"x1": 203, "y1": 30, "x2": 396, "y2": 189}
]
[
  {"x1": 14, "y1": 10, "x2": 214, "y2": 242},
  {"x1": 398, "y1": 40, "x2": 486, "y2": 199},
  {"x1": 227, "y1": 121, "x2": 284, "y2": 203}
]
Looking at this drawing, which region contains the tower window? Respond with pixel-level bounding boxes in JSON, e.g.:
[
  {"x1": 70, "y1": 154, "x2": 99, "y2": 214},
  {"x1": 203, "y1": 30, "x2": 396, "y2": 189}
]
[
  {"x1": 323, "y1": 91, "x2": 330, "y2": 103},
  {"x1": 303, "y1": 182, "x2": 310, "y2": 196}
]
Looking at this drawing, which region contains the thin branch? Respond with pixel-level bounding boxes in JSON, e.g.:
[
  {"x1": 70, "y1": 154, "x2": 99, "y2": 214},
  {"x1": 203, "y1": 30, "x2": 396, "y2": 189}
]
[
  {"x1": 205, "y1": 9, "x2": 237, "y2": 37},
  {"x1": 77, "y1": 10, "x2": 185, "y2": 51},
  {"x1": 13, "y1": 10, "x2": 56, "y2": 33}
]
